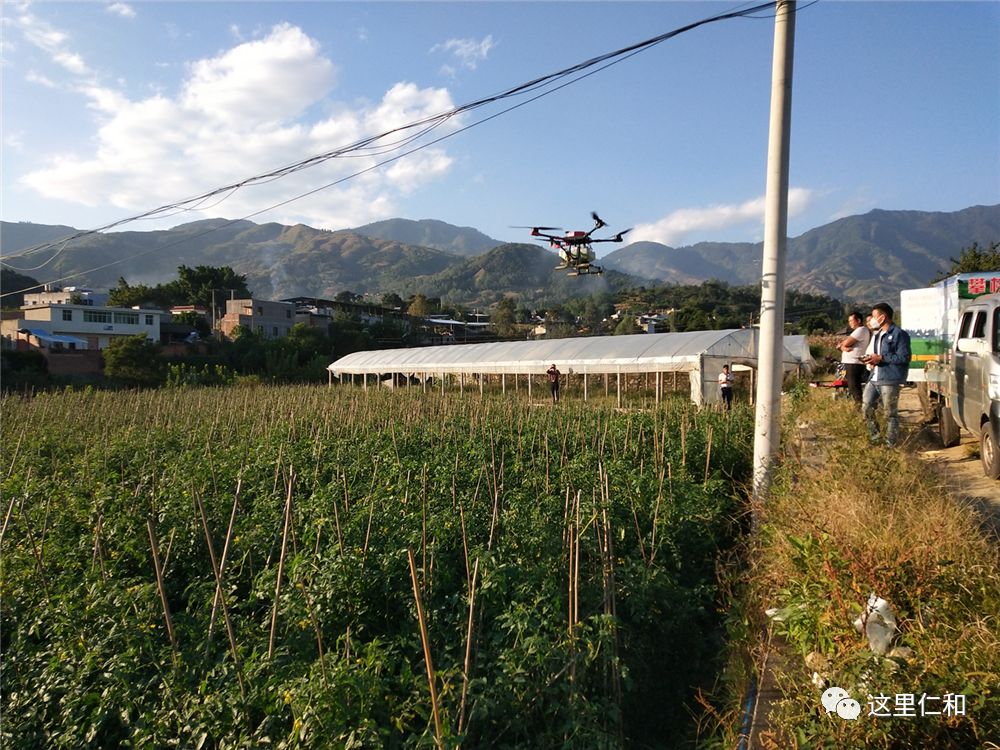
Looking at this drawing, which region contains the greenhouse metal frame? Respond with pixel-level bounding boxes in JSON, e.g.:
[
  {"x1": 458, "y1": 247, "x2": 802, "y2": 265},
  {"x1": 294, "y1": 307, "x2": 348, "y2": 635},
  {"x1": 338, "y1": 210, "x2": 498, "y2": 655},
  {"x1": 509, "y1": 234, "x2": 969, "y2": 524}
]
[{"x1": 327, "y1": 329, "x2": 814, "y2": 406}]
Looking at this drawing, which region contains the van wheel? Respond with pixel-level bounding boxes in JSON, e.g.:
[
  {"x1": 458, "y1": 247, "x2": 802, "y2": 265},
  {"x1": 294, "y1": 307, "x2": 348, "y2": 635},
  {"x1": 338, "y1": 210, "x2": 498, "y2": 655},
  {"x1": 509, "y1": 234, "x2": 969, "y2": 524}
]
[
  {"x1": 981, "y1": 421, "x2": 1000, "y2": 480},
  {"x1": 938, "y1": 403, "x2": 961, "y2": 448}
]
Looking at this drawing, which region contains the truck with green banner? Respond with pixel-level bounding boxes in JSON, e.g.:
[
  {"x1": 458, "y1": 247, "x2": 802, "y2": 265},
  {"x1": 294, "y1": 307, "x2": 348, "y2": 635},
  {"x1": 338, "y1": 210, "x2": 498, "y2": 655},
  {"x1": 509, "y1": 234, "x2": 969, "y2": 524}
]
[
  {"x1": 902, "y1": 272, "x2": 1000, "y2": 477},
  {"x1": 900, "y1": 272, "x2": 1000, "y2": 381}
]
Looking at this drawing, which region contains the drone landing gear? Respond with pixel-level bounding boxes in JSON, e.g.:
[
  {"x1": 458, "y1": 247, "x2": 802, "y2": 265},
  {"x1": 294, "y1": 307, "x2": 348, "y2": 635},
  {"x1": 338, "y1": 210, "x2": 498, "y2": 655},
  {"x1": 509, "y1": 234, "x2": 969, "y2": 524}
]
[{"x1": 563, "y1": 265, "x2": 604, "y2": 277}]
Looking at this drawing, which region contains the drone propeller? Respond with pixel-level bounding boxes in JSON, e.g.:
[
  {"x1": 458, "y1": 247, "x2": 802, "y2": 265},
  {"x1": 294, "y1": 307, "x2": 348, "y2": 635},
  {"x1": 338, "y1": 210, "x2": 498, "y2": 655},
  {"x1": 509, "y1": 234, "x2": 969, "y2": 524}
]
[
  {"x1": 510, "y1": 225, "x2": 562, "y2": 231},
  {"x1": 613, "y1": 228, "x2": 633, "y2": 242},
  {"x1": 591, "y1": 211, "x2": 607, "y2": 229}
]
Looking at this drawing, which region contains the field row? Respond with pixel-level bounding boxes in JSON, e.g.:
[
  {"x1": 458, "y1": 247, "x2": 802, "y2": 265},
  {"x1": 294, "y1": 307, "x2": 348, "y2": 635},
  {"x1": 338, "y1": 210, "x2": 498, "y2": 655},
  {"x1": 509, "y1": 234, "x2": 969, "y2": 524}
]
[{"x1": 1, "y1": 387, "x2": 753, "y2": 748}]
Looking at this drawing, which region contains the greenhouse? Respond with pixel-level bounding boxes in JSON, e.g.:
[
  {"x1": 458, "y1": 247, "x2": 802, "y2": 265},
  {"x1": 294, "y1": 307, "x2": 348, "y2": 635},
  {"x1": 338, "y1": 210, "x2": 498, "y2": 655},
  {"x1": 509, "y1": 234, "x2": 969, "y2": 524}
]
[{"x1": 328, "y1": 329, "x2": 815, "y2": 406}]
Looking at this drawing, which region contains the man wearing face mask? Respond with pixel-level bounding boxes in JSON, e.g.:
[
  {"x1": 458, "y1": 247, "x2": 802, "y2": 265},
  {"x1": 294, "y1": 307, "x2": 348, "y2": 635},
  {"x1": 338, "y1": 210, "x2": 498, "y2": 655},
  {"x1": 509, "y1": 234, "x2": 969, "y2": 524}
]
[{"x1": 860, "y1": 303, "x2": 912, "y2": 447}]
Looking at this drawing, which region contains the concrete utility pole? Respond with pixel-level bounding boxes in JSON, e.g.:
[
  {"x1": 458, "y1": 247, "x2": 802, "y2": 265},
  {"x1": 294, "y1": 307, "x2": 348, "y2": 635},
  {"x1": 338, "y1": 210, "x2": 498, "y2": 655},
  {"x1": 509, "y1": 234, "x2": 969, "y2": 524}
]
[{"x1": 752, "y1": 0, "x2": 796, "y2": 501}]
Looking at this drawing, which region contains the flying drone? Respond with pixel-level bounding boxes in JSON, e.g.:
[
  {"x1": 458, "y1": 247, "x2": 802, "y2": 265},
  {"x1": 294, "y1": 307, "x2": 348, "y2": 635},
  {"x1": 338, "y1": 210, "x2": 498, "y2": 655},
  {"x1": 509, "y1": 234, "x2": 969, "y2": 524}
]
[{"x1": 514, "y1": 212, "x2": 631, "y2": 276}]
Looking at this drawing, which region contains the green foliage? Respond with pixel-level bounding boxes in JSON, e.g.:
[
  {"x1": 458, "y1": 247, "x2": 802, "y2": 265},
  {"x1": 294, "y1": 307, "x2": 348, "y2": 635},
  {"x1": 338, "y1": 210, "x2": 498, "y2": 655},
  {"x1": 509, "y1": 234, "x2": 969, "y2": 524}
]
[
  {"x1": 406, "y1": 294, "x2": 434, "y2": 318},
  {"x1": 932, "y1": 240, "x2": 1000, "y2": 283},
  {"x1": 1, "y1": 387, "x2": 754, "y2": 749},
  {"x1": 107, "y1": 277, "x2": 174, "y2": 309},
  {"x1": 174, "y1": 265, "x2": 251, "y2": 308},
  {"x1": 218, "y1": 323, "x2": 335, "y2": 382},
  {"x1": 380, "y1": 292, "x2": 405, "y2": 309},
  {"x1": 0, "y1": 268, "x2": 43, "y2": 309},
  {"x1": 490, "y1": 298, "x2": 517, "y2": 338},
  {"x1": 1, "y1": 349, "x2": 48, "y2": 374},
  {"x1": 616, "y1": 282, "x2": 844, "y2": 334},
  {"x1": 102, "y1": 334, "x2": 164, "y2": 387},
  {"x1": 108, "y1": 266, "x2": 250, "y2": 309},
  {"x1": 797, "y1": 313, "x2": 835, "y2": 334},
  {"x1": 0, "y1": 349, "x2": 50, "y2": 392},
  {"x1": 171, "y1": 310, "x2": 212, "y2": 337},
  {"x1": 613, "y1": 317, "x2": 641, "y2": 336},
  {"x1": 335, "y1": 290, "x2": 362, "y2": 303},
  {"x1": 167, "y1": 318, "x2": 403, "y2": 386},
  {"x1": 165, "y1": 362, "x2": 238, "y2": 387}
]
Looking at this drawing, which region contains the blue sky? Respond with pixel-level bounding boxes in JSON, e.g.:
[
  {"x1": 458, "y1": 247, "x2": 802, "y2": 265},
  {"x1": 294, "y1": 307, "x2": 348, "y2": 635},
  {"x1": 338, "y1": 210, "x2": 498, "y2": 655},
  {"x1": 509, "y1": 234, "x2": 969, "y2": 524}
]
[{"x1": 3, "y1": 1, "x2": 999, "y2": 263}]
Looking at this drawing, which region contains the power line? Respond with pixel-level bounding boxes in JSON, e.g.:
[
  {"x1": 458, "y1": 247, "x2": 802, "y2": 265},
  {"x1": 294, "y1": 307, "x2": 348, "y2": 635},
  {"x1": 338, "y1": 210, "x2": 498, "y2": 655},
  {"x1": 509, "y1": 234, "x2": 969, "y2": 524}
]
[{"x1": 1, "y1": 1, "x2": 784, "y2": 298}]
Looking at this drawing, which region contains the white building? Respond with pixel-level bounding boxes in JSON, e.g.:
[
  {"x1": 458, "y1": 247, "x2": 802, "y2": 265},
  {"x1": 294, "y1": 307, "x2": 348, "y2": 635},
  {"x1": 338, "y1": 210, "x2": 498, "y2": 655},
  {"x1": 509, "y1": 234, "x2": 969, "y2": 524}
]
[
  {"x1": 23, "y1": 287, "x2": 108, "y2": 307},
  {"x1": 1, "y1": 303, "x2": 165, "y2": 350}
]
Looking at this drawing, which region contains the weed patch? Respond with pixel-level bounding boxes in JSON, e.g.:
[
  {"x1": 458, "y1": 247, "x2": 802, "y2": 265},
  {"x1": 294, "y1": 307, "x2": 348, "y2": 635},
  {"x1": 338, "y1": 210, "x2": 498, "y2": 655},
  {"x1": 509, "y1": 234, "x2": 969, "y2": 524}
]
[{"x1": 717, "y1": 391, "x2": 1000, "y2": 748}]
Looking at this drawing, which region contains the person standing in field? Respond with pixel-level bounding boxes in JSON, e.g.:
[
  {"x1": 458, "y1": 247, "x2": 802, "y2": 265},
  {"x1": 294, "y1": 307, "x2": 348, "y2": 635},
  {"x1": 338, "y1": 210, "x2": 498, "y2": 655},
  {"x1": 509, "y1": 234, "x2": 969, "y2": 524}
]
[
  {"x1": 547, "y1": 364, "x2": 561, "y2": 403},
  {"x1": 861, "y1": 303, "x2": 912, "y2": 447},
  {"x1": 718, "y1": 364, "x2": 734, "y2": 411},
  {"x1": 838, "y1": 311, "x2": 871, "y2": 404}
]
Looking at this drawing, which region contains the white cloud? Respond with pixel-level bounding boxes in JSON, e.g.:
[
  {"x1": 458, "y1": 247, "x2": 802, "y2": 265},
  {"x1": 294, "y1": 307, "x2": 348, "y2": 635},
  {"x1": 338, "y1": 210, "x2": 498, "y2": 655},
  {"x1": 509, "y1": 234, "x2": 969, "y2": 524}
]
[
  {"x1": 52, "y1": 50, "x2": 88, "y2": 75},
  {"x1": 19, "y1": 23, "x2": 462, "y2": 230},
  {"x1": 386, "y1": 149, "x2": 454, "y2": 194},
  {"x1": 629, "y1": 188, "x2": 814, "y2": 246},
  {"x1": 106, "y1": 3, "x2": 136, "y2": 19},
  {"x1": 25, "y1": 70, "x2": 57, "y2": 88},
  {"x1": 5, "y1": 130, "x2": 26, "y2": 152},
  {"x1": 14, "y1": 7, "x2": 90, "y2": 75},
  {"x1": 431, "y1": 35, "x2": 495, "y2": 71},
  {"x1": 182, "y1": 23, "x2": 335, "y2": 125}
]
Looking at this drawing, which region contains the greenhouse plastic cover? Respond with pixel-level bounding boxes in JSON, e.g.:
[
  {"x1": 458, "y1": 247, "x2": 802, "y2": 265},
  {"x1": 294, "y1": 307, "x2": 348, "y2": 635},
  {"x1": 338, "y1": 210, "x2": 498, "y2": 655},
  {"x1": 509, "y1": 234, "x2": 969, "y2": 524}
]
[{"x1": 327, "y1": 329, "x2": 814, "y2": 376}]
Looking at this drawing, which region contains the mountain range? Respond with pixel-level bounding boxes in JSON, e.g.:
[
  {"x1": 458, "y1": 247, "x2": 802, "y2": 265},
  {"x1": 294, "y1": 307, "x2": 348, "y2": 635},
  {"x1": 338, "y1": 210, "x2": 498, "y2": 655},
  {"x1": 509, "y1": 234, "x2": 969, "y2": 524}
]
[{"x1": 2, "y1": 204, "x2": 998, "y2": 307}]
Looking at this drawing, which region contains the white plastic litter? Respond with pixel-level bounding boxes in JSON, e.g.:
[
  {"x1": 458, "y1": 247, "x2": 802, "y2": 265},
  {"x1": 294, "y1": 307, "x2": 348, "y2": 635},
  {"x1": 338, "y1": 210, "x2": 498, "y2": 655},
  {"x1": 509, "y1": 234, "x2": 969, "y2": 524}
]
[
  {"x1": 765, "y1": 603, "x2": 807, "y2": 623},
  {"x1": 853, "y1": 593, "x2": 898, "y2": 654}
]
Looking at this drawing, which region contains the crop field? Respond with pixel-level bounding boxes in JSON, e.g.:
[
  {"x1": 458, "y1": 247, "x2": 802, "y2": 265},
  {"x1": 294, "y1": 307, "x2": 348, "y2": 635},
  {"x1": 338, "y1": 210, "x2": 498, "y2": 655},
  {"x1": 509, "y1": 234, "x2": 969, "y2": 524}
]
[{"x1": 1, "y1": 386, "x2": 753, "y2": 748}]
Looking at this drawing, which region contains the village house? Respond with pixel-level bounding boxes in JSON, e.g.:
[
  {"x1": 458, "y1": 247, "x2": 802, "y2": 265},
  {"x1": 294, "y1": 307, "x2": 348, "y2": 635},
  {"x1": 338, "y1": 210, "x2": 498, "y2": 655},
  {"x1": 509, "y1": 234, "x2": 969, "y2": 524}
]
[
  {"x1": 219, "y1": 298, "x2": 295, "y2": 339},
  {"x1": 1, "y1": 302, "x2": 165, "y2": 351}
]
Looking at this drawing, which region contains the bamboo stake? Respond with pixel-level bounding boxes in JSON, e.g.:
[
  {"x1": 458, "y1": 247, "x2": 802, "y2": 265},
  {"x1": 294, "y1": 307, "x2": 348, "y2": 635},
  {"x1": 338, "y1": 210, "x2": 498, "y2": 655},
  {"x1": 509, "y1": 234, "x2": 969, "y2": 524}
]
[
  {"x1": 601, "y1": 474, "x2": 624, "y2": 737},
  {"x1": 271, "y1": 443, "x2": 285, "y2": 497},
  {"x1": 331, "y1": 484, "x2": 345, "y2": 555},
  {"x1": 458, "y1": 558, "x2": 480, "y2": 738},
  {"x1": 573, "y1": 490, "x2": 581, "y2": 627},
  {"x1": 681, "y1": 415, "x2": 687, "y2": 467},
  {"x1": 38, "y1": 495, "x2": 52, "y2": 566},
  {"x1": 4, "y1": 427, "x2": 25, "y2": 479},
  {"x1": 206, "y1": 477, "x2": 242, "y2": 654},
  {"x1": 649, "y1": 463, "x2": 670, "y2": 567},
  {"x1": 298, "y1": 571, "x2": 329, "y2": 688},
  {"x1": 0, "y1": 466, "x2": 31, "y2": 550},
  {"x1": 161, "y1": 527, "x2": 176, "y2": 571},
  {"x1": 146, "y1": 518, "x2": 179, "y2": 666},
  {"x1": 421, "y1": 464, "x2": 429, "y2": 587},
  {"x1": 703, "y1": 423, "x2": 714, "y2": 488},
  {"x1": 459, "y1": 503, "x2": 471, "y2": 594},
  {"x1": 269, "y1": 471, "x2": 295, "y2": 660},
  {"x1": 19, "y1": 504, "x2": 50, "y2": 601},
  {"x1": 567, "y1": 497, "x2": 575, "y2": 638},
  {"x1": 194, "y1": 489, "x2": 247, "y2": 702},
  {"x1": 341, "y1": 471, "x2": 351, "y2": 515},
  {"x1": 407, "y1": 549, "x2": 443, "y2": 746},
  {"x1": 92, "y1": 515, "x2": 108, "y2": 581},
  {"x1": 361, "y1": 495, "x2": 375, "y2": 566},
  {"x1": 0, "y1": 490, "x2": 19, "y2": 551}
]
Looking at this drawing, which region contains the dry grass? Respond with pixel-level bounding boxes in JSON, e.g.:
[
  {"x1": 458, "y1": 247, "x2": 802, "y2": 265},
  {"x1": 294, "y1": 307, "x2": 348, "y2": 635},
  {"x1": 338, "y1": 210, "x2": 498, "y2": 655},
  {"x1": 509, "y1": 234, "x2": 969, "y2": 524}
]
[{"x1": 718, "y1": 390, "x2": 1000, "y2": 749}]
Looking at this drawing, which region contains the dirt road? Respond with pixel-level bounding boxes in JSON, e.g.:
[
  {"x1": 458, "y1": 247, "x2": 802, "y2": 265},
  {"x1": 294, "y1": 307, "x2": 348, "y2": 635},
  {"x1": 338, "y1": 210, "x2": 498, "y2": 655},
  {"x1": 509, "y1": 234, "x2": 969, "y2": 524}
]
[{"x1": 899, "y1": 388, "x2": 1000, "y2": 537}]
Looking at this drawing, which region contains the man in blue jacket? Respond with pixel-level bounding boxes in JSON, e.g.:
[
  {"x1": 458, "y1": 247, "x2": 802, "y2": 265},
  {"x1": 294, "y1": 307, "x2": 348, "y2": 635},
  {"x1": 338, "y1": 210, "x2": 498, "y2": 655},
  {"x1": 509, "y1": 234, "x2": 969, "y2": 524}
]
[{"x1": 861, "y1": 302, "x2": 912, "y2": 447}]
